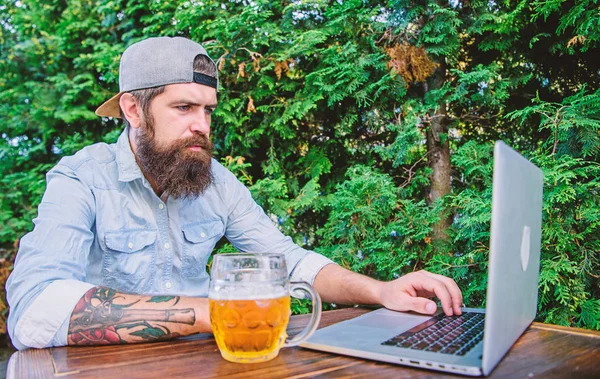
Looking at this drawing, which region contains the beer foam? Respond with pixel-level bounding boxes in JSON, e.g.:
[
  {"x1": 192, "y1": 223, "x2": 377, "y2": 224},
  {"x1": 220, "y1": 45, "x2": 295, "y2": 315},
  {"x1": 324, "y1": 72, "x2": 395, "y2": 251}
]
[{"x1": 209, "y1": 283, "x2": 288, "y2": 300}]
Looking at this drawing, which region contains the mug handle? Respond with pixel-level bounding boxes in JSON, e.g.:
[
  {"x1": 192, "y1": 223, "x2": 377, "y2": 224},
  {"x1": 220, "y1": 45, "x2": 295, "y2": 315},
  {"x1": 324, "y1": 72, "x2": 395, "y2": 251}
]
[{"x1": 283, "y1": 282, "x2": 322, "y2": 347}]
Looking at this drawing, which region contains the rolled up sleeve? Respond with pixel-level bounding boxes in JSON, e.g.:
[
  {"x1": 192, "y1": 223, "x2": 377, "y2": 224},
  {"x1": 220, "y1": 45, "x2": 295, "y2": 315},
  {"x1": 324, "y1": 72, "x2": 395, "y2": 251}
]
[
  {"x1": 7, "y1": 162, "x2": 96, "y2": 349},
  {"x1": 13, "y1": 280, "x2": 94, "y2": 349},
  {"x1": 289, "y1": 252, "x2": 335, "y2": 285}
]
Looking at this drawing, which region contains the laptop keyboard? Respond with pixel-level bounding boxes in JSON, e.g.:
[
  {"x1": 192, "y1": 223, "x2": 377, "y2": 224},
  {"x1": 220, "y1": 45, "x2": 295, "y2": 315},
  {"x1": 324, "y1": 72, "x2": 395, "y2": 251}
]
[{"x1": 381, "y1": 312, "x2": 485, "y2": 356}]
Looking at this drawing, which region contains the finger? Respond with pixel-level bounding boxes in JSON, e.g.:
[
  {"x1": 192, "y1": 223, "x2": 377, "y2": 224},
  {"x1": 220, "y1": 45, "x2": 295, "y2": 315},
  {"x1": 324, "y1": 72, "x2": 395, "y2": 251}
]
[
  {"x1": 413, "y1": 273, "x2": 454, "y2": 316},
  {"x1": 421, "y1": 271, "x2": 463, "y2": 315},
  {"x1": 406, "y1": 296, "x2": 438, "y2": 315}
]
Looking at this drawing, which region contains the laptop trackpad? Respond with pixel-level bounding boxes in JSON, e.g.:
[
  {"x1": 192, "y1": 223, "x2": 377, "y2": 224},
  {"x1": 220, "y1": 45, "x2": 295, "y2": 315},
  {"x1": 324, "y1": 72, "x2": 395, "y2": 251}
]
[
  {"x1": 305, "y1": 308, "x2": 433, "y2": 348},
  {"x1": 347, "y1": 308, "x2": 431, "y2": 329}
]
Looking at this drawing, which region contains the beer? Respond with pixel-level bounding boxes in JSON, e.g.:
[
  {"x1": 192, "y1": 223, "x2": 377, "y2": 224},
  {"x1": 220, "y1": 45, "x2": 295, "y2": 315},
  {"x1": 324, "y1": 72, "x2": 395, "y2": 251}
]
[
  {"x1": 209, "y1": 295, "x2": 291, "y2": 363},
  {"x1": 209, "y1": 253, "x2": 321, "y2": 363}
]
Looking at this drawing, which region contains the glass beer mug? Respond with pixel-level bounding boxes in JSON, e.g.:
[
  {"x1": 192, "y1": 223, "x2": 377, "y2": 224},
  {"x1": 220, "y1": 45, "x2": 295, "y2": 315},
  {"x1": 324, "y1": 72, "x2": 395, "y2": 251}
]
[{"x1": 208, "y1": 253, "x2": 322, "y2": 363}]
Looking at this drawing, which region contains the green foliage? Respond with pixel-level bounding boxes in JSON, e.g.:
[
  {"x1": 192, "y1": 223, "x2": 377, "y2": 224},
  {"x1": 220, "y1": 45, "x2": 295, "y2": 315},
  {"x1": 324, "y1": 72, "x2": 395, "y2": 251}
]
[
  {"x1": 507, "y1": 87, "x2": 600, "y2": 160},
  {"x1": 316, "y1": 165, "x2": 441, "y2": 281},
  {"x1": 531, "y1": 0, "x2": 600, "y2": 53}
]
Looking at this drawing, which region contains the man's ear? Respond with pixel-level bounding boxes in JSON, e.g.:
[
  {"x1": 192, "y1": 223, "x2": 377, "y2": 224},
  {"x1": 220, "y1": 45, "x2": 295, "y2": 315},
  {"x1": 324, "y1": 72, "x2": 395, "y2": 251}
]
[{"x1": 120, "y1": 93, "x2": 142, "y2": 129}]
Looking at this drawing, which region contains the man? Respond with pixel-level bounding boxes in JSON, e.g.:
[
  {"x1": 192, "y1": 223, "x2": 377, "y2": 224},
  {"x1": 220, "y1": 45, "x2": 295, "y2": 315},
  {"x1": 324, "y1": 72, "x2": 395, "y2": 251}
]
[{"x1": 7, "y1": 37, "x2": 463, "y2": 349}]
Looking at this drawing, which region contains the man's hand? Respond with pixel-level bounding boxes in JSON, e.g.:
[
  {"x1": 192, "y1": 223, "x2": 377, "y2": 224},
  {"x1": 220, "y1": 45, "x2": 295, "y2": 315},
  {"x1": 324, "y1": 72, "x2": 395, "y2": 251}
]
[
  {"x1": 376, "y1": 270, "x2": 463, "y2": 316},
  {"x1": 313, "y1": 264, "x2": 463, "y2": 316}
]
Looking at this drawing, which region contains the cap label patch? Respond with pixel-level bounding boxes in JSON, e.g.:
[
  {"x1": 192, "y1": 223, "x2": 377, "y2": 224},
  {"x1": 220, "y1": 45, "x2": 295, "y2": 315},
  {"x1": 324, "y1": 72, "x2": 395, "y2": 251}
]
[{"x1": 193, "y1": 72, "x2": 218, "y2": 89}]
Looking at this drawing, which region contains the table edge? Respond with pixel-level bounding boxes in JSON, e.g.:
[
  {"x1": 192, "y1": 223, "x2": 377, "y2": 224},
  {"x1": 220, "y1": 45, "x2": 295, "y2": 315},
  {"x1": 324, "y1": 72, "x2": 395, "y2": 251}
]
[{"x1": 530, "y1": 321, "x2": 600, "y2": 338}]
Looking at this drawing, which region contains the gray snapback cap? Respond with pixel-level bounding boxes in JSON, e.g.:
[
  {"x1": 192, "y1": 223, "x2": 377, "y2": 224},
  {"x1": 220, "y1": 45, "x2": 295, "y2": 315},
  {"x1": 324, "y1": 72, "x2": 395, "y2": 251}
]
[{"x1": 96, "y1": 36, "x2": 218, "y2": 118}]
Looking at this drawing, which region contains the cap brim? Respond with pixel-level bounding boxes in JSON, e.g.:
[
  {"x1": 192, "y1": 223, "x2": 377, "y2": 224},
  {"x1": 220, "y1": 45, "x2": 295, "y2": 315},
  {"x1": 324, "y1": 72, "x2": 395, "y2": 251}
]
[{"x1": 95, "y1": 92, "x2": 124, "y2": 118}]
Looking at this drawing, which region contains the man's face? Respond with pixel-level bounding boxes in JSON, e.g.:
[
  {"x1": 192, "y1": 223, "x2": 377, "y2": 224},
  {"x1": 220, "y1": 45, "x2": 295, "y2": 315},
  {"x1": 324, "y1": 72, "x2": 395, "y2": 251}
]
[{"x1": 135, "y1": 82, "x2": 218, "y2": 199}]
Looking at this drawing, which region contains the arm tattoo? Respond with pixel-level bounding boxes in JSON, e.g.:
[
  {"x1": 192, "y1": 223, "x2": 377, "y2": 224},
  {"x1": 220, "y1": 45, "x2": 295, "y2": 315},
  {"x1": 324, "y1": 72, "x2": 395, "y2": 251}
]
[
  {"x1": 68, "y1": 288, "x2": 194, "y2": 345},
  {"x1": 147, "y1": 295, "x2": 181, "y2": 305}
]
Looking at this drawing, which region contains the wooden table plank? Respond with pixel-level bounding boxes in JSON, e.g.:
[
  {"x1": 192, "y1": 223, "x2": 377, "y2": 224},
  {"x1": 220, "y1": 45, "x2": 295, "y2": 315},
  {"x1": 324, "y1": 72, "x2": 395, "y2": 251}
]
[
  {"x1": 7, "y1": 348, "x2": 55, "y2": 378},
  {"x1": 7, "y1": 308, "x2": 600, "y2": 378}
]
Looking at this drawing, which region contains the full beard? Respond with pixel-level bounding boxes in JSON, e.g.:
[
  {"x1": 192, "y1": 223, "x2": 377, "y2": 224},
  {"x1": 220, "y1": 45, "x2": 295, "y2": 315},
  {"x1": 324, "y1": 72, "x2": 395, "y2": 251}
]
[{"x1": 135, "y1": 119, "x2": 215, "y2": 199}]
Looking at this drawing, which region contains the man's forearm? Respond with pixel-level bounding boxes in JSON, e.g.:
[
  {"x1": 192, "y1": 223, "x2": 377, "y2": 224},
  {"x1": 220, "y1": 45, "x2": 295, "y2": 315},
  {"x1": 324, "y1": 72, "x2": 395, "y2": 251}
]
[
  {"x1": 67, "y1": 287, "x2": 210, "y2": 345},
  {"x1": 313, "y1": 264, "x2": 464, "y2": 316},
  {"x1": 313, "y1": 264, "x2": 384, "y2": 305}
]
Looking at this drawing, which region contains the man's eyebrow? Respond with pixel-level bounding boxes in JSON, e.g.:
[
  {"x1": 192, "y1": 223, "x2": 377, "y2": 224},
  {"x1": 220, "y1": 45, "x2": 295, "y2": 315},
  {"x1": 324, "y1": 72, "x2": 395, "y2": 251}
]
[{"x1": 167, "y1": 100, "x2": 218, "y2": 108}]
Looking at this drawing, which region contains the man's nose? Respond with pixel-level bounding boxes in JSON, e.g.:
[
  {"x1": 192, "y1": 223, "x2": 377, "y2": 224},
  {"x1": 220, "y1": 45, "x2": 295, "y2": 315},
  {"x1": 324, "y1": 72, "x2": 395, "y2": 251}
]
[{"x1": 190, "y1": 111, "x2": 211, "y2": 135}]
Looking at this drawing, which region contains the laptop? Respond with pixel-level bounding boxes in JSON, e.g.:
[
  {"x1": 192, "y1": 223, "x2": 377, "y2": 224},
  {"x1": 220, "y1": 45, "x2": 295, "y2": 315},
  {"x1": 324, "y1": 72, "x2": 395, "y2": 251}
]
[{"x1": 301, "y1": 141, "x2": 544, "y2": 376}]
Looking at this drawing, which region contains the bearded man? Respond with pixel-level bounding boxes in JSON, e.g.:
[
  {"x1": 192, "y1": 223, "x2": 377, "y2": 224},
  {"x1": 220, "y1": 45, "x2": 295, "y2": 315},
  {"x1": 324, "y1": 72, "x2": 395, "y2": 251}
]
[{"x1": 7, "y1": 37, "x2": 463, "y2": 350}]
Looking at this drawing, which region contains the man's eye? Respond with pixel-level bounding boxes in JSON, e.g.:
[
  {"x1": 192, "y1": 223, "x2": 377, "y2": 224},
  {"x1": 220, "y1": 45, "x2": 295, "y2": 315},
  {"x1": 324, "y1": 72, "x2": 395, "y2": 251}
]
[
  {"x1": 205, "y1": 107, "x2": 214, "y2": 115},
  {"x1": 177, "y1": 105, "x2": 191, "y2": 111}
]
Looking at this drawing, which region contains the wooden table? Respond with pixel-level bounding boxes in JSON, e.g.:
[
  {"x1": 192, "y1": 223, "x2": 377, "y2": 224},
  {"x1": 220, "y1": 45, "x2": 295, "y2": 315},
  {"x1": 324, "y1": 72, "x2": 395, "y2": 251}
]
[{"x1": 8, "y1": 308, "x2": 600, "y2": 378}]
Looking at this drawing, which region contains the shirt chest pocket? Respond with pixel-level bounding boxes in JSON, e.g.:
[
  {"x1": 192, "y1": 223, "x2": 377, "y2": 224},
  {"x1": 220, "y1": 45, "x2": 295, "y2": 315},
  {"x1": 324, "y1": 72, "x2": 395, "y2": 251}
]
[
  {"x1": 102, "y1": 229, "x2": 157, "y2": 293},
  {"x1": 181, "y1": 220, "x2": 224, "y2": 278}
]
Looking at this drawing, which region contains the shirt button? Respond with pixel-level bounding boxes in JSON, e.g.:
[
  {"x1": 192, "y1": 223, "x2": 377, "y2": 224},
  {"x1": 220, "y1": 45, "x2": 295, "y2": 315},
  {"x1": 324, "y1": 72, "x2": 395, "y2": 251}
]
[
  {"x1": 164, "y1": 243, "x2": 170, "y2": 249},
  {"x1": 128, "y1": 242, "x2": 133, "y2": 249},
  {"x1": 158, "y1": 203, "x2": 164, "y2": 209},
  {"x1": 165, "y1": 281, "x2": 172, "y2": 289},
  {"x1": 200, "y1": 232, "x2": 206, "y2": 238}
]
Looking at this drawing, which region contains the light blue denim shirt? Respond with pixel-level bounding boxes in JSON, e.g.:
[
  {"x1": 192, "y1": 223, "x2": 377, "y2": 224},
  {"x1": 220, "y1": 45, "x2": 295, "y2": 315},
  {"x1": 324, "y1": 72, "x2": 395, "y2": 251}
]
[{"x1": 6, "y1": 130, "x2": 334, "y2": 350}]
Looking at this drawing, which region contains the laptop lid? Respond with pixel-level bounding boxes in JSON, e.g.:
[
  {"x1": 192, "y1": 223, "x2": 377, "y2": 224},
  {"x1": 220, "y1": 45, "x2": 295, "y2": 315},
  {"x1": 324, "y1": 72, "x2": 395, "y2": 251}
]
[{"x1": 482, "y1": 141, "x2": 544, "y2": 375}]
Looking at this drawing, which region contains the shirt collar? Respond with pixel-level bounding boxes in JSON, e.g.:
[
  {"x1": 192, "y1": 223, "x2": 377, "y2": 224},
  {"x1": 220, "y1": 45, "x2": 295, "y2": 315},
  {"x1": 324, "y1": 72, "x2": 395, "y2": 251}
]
[{"x1": 116, "y1": 129, "x2": 145, "y2": 183}]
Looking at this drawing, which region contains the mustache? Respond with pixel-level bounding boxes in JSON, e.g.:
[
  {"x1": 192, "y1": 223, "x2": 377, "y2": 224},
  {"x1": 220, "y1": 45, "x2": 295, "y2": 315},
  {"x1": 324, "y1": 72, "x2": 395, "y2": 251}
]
[{"x1": 170, "y1": 133, "x2": 214, "y2": 153}]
